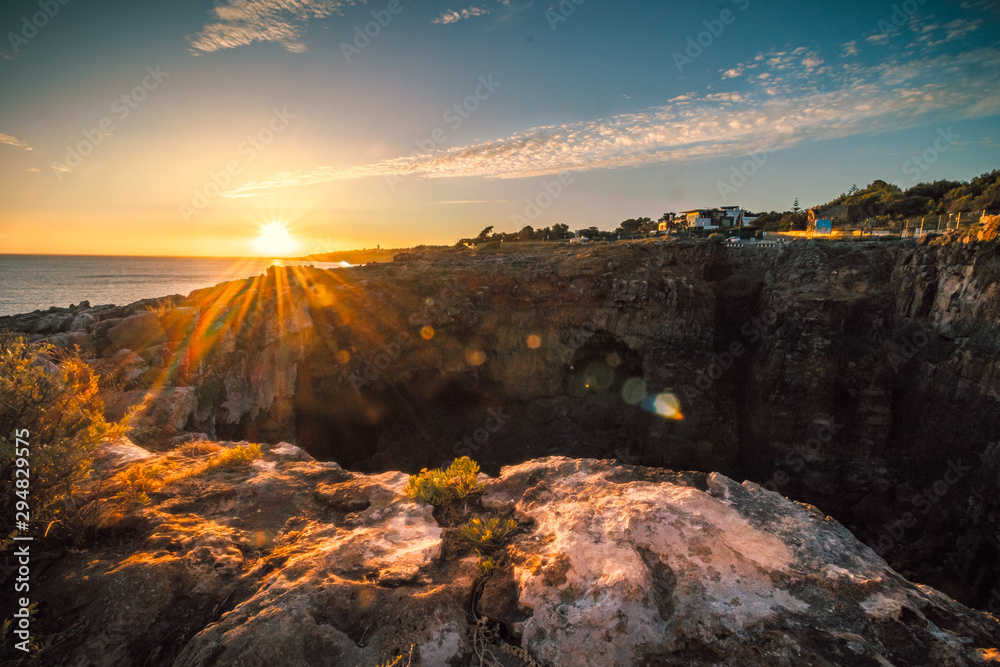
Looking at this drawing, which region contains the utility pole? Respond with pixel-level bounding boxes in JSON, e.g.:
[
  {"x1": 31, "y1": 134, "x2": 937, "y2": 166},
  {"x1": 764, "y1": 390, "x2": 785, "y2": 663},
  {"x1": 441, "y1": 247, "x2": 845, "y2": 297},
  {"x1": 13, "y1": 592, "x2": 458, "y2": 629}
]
[{"x1": 936, "y1": 215, "x2": 941, "y2": 232}]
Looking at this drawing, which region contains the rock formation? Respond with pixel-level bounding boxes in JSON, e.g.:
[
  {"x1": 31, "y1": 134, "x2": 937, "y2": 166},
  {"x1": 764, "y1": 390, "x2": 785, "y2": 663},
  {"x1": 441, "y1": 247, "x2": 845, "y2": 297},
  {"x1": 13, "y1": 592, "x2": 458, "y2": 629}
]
[
  {"x1": 25, "y1": 442, "x2": 1000, "y2": 666},
  {"x1": 2, "y1": 236, "x2": 998, "y2": 609}
]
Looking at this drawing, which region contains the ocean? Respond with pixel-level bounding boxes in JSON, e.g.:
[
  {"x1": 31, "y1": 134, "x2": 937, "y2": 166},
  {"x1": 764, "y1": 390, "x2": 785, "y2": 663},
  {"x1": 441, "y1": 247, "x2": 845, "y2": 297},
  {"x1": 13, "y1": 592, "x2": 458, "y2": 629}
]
[{"x1": 0, "y1": 255, "x2": 349, "y2": 317}]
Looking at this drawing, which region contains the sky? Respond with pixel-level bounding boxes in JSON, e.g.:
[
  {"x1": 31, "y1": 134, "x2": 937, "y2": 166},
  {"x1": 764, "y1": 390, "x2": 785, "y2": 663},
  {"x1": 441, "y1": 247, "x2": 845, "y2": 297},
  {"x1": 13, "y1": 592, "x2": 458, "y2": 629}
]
[{"x1": 0, "y1": 0, "x2": 998, "y2": 257}]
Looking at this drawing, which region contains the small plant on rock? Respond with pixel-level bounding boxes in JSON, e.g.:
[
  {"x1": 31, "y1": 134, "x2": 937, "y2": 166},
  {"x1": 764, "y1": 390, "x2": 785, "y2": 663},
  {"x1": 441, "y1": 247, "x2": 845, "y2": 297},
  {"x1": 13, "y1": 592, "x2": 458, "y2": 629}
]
[
  {"x1": 461, "y1": 517, "x2": 519, "y2": 548},
  {"x1": 404, "y1": 456, "x2": 484, "y2": 505},
  {"x1": 207, "y1": 443, "x2": 263, "y2": 470},
  {"x1": 114, "y1": 463, "x2": 167, "y2": 506}
]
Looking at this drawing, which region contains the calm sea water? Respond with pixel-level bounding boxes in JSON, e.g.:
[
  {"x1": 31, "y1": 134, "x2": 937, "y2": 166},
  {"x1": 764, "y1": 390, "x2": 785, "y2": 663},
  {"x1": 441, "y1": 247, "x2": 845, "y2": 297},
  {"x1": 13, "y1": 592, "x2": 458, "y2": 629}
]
[{"x1": 0, "y1": 255, "x2": 349, "y2": 317}]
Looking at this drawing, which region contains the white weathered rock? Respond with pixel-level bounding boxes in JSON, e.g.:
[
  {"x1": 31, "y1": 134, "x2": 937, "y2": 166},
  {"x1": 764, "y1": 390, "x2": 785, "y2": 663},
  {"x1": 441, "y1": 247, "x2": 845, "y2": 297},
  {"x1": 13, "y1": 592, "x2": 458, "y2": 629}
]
[
  {"x1": 481, "y1": 458, "x2": 1000, "y2": 666},
  {"x1": 92, "y1": 437, "x2": 153, "y2": 473}
]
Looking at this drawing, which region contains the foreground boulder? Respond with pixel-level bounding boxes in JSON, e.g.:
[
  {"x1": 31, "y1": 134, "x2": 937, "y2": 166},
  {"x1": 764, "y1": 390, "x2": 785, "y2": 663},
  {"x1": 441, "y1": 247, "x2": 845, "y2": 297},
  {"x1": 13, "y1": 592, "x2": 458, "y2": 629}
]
[
  {"x1": 483, "y1": 458, "x2": 1000, "y2": 666},
  {"x1": 26, "y1": 447, "x2": 1000, "y2": 666}
]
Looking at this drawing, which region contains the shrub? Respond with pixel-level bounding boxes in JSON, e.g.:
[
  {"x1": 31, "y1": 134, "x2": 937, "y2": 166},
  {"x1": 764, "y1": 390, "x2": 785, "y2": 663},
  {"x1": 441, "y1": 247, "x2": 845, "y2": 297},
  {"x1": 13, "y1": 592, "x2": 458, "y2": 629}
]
[
  {"x1": 461, "y1": 517, "x2": 519, "y2": 547},
  {"x1": 0, "y1": 333, "x2": 125, "y2": 545},
  {"x1": 708, "y1": 233, "x2": 725, "y2": 244},
  {"x1": 144, "y1": 302, "x2": 174, "y2": 317},
  {"x1": 207, "y1": 443, "x2": 262, "y2": 469},
  {"x1": 178, "y1": 440, "x2": 223, "y2": 457},
  {"x1": 113, "y1": 463, "x2": 167, "y2": 506},
  {"x1": 404, "y1": 456, "x2": 484, "y2": 505}
]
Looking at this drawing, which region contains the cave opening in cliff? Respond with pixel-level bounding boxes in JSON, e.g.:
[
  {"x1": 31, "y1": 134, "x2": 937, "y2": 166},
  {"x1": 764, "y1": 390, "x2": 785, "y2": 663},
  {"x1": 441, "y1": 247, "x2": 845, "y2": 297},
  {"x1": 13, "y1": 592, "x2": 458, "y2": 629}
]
[
  {"x1": 293, "y1": 390, "x2": 382, "y2": 469},
  {"x1": 558, "y1": 333, "x2": 669, "y2": 460}
]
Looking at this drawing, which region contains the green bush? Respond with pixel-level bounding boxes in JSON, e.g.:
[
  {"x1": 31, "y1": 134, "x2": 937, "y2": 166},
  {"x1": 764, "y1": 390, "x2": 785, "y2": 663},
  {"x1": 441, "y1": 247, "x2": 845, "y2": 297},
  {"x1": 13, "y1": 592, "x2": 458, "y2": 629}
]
[
  {"x1": 404, "y1": 456, "x2": 484, "y2": 504},
  {"x1": 0, "y1": 333, "x2": 125, "y2": 545},
  {"x1": 460, "y1": 517, "x2": 519, "y2": 547}
]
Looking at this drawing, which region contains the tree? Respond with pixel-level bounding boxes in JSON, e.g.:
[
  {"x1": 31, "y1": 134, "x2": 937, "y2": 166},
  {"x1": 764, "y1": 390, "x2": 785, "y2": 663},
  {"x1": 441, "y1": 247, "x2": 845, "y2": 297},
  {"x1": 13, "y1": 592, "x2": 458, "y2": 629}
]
[
  {"x1": 518, "y1": 225, "x2": 535, "y2": 241},
  {"x1": 848, "y1": 184, "x2": 859, "y2": 196},
  {"x1": 551, "y1": 223, "x2": 570, "y2": 239},
  {"x1": 616, "y1": 218, "x2": 652, "y2": 236},
  {"x1": 476, "y1": 226, "x2": 494, "y2": 240},
  {"x1": 792, "y1": 198, "x2": 801, "y2": 213}
]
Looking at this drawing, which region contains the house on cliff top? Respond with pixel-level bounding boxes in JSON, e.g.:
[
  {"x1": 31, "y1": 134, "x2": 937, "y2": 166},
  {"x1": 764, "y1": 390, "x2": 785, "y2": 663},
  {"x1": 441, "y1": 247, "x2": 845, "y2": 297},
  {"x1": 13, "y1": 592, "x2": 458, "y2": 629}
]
[
  {"x1": 808, "y1": 204, "x2": 860, "y2": 234},
  {"x1": 679, "y1": 205, "x2": 755, "y2": 230}
]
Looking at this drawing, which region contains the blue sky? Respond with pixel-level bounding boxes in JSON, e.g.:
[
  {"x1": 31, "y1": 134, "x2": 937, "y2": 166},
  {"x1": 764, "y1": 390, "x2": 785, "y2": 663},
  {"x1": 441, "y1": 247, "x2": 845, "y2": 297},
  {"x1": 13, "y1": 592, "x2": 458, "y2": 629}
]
[{"x1": 0, "y1": 0, "x2": 998, "y2": 255}]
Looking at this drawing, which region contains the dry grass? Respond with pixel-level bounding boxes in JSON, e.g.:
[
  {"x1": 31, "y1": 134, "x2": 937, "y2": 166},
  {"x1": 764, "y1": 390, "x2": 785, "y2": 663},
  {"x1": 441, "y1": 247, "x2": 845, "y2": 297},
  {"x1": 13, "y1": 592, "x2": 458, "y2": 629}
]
[
  {"x1": 208, "y1": 443, "x2": 262, "y2": 469},
  {"x1": 144, "y1": 302, "x2": 175, "y2": 317},
  {"x1": 177, "y1": 441, "x2": 224, "y2": 457},
  {"x1": 112, "y1": 443, "x2": 263, "y2": 507}
]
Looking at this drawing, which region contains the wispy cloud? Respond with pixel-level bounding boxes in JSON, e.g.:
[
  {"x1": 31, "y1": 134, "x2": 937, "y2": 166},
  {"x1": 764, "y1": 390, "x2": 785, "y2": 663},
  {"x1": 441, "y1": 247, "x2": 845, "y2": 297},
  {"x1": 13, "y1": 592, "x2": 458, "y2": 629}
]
[
  {"x1": 433, "y1": 0, "x2": 510, "y2": 24},
  {"x1": 434, "y1": 199, "x2": 507, "y2": 204},
  {"x1": 0, "y1": 133, "x2": 32, "y2": 151},
  {"x1": 189, "y1": 0, "x2": 360, "y2": 54},
  {"x1": 840, "y1": 40, "x2": 858, "y2": 57},
  {"x1": 224, "y1": 41, "x2": 1000, "y2": 197}
]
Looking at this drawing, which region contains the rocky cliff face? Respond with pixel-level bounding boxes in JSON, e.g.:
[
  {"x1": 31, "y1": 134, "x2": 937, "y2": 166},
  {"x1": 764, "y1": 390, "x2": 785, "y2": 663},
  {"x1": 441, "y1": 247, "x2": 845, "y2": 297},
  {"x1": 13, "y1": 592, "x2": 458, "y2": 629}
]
[
  {"x1": 25, "y1": 442, "x2": 1000, "y2": 666},
  {"x1": 3, "y1": 236, "x2": 999, "y2": 608}
]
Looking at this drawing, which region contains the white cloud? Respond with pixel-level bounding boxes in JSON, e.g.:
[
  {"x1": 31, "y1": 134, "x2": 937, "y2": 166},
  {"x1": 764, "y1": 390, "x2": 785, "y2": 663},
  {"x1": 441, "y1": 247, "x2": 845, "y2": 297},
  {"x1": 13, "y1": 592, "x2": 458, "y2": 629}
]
[
  {"x1": 25, "y1": 167, "x2": 40, "y2": 172},
  {"x1": 721, "y1": 66, "x2": 744, "y2": 79},
  {"x1": 432, "y1": 1, "x2": 510, "y2": 24},
  {"x1": 188, "y1": 0, "x2": 360, "y2": 54},
  {"x1": 0, "y1": 133, "x2": 32, "y2": 151},
  {"x1": 222, "y1": 42, "x2": 1000, "y2": 197},
  {"x1": 944, "y1": 18, "x2": 982, "y2": 41},
  {"x1": 840, "y1": 40, "x2": 858, "y2": 57}
]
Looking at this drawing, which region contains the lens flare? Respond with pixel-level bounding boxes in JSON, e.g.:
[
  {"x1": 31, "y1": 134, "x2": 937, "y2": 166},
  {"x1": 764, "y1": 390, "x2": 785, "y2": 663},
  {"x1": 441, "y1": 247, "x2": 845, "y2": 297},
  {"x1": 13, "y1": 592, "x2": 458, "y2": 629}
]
[{"x1": 653, "y1": 392, "x2": 683, "y2": 420}]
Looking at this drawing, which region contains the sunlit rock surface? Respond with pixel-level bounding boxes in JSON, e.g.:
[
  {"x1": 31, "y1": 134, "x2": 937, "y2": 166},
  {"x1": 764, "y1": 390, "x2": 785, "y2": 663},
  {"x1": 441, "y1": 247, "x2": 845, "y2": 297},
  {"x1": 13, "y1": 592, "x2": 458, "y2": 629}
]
[
  {"x1": 34, "y1": 443, "x2": 1000, "y2": 666},
  {"x1": 483, "y1": 457, "x2": 1000, "y2": 666}
]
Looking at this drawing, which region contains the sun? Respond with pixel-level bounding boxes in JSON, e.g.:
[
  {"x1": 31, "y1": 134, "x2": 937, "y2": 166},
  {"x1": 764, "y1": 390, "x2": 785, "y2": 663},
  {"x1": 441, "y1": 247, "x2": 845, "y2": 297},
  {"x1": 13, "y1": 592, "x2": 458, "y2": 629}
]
[{"x1": 252, "y1": 222, "x2": 300, "y2": 257}]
